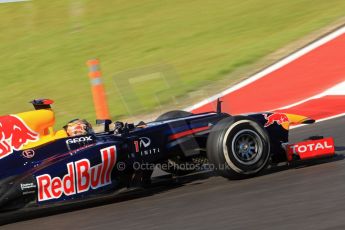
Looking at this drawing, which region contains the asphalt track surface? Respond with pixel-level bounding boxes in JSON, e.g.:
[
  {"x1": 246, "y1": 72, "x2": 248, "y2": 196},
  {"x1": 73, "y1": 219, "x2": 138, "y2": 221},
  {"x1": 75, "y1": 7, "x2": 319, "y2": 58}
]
[{"x1": 1, "y1": 116, "x2": 345, "y2": 229}]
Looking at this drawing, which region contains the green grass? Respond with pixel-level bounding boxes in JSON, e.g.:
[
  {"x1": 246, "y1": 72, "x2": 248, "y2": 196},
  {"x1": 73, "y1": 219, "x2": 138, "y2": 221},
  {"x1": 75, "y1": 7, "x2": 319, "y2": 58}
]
[{"x1": 0, "y1": 0, "x2": 344, "y2": 128}]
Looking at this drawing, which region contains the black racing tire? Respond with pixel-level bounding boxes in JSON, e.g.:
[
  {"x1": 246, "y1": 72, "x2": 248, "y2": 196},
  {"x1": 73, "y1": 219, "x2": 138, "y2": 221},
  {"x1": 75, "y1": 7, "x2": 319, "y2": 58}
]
[
  {"x1": 156, "y1": 110, "x2": 195, "y2": 176},
  {"x1": 207, "y1": 116, "x2": 270, "y2": 179},
  {"x1": 155, "y1": 110, "x2": 192, "y2": 122},
  {"x1": 159, "y1": 156, "x2": 195, "y2": 176}
]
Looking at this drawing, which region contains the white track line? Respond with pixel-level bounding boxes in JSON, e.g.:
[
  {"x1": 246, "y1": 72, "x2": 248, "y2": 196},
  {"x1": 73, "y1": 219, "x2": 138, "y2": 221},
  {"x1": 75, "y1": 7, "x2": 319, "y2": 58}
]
[
  {"x1": 275, "y1": 80, "x2": 345, "y2": 128},
  {"x1": 0, "y1": 0, "x2": 29, "y2": 3},
  {"x1": 272, "y1": 80, "x2": 345, "y2": 111},
  {"x1": 186, "y1": 25, "x2": 345, "y2": 112}
]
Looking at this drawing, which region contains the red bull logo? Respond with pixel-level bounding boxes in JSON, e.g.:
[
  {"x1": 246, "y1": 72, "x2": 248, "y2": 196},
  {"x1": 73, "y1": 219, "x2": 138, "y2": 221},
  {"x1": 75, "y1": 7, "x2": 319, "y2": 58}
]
[
  {"x1": 36, "y1": 146, "x2": 117, "y2": 202},
  {"x1": 0, "y1": 115, "x2": 39, "y2": 159},
  {"x1": 263, "y1": 113, "x2": 290, "y2": 128}
]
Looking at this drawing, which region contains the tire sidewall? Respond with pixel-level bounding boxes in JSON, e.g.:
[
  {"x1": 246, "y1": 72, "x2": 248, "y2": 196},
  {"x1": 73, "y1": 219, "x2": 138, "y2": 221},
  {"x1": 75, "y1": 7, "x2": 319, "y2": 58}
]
[
  {"x1": 207, "y1": 116, "x2": 270, "y2": 178},
  {"x1": 221, "y1": 119, "x2": 270, "y2": 174}
]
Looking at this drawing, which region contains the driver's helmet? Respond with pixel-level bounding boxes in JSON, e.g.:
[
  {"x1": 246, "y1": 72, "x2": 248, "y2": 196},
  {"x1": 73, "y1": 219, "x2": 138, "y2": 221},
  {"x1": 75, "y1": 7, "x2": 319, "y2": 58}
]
[{"x1": 64, "y1": 119, "x2": 93, "y2": 137}]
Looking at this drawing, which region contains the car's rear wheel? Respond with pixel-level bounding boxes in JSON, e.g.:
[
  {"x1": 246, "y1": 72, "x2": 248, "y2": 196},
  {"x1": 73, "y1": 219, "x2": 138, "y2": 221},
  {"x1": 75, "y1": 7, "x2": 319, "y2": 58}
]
[
  {"x1": 156, "y1": 110, "x2": 197, "y2": 176},
  {"x1": 207, "y1": 116, "x2": 270, "y2": 179},
  {"x1": 155, "y1": 110, "x2": 192, "y2": 122},
  {"x1": 157, "y1": 155, "x2": 201, "y2": 176}
]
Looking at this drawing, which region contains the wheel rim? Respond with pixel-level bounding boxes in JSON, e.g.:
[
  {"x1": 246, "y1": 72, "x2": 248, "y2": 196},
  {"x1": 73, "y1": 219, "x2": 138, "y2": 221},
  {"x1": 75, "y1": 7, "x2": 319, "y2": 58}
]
[{"x1": 229, "y1": 129, "x2": 263, "y2": 165}]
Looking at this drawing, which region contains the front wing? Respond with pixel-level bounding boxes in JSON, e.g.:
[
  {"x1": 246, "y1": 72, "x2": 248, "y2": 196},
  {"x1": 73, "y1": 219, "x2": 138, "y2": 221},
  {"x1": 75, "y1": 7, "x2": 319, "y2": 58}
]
[{"x1": 285, "y1": 137, "x2": 335, "y2": 161}]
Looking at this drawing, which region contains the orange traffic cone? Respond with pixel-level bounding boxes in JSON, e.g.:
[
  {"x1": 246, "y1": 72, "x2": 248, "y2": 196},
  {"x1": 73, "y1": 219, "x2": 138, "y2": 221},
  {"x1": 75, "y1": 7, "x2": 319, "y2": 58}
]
[{"x1": 86, "y1": 59, "x2": 110, "y2": 120}]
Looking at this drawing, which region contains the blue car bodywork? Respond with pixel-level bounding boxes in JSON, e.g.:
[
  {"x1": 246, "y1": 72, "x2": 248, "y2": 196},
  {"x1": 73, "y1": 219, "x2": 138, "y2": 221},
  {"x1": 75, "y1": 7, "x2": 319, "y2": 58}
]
[{"x1": 0, "y1": 108, "x2": 292, "y2": 211}]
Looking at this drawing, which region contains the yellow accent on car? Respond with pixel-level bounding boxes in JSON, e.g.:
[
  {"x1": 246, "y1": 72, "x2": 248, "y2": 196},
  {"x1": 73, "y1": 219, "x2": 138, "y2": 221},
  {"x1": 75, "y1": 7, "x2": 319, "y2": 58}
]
[
  {"x1": 15, "y1": 109, "x2": 68, "y2": 149},
  {"x1": 284, "y1": 114, "x2": 315, "y2": 130}
]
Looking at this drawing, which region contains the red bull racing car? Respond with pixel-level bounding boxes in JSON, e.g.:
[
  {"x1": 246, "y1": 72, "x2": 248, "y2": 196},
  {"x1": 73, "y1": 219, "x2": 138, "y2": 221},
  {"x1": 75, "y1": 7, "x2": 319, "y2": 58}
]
[{"x1": 0, "y1": 99, "x2": 335, "y2": 213}]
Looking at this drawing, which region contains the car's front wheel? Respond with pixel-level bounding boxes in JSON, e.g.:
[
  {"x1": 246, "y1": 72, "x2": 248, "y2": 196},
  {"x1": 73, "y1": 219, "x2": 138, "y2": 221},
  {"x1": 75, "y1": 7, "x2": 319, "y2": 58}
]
[{"x1": 207, "y1": 116, "x2": 270, "y2": 179}]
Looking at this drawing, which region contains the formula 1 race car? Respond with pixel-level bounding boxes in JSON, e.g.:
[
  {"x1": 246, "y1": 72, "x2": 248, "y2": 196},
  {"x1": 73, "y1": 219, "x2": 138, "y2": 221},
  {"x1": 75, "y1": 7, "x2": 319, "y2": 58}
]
[{"x1": 0, "y1": 99, "x2": 335, "y2": 212}]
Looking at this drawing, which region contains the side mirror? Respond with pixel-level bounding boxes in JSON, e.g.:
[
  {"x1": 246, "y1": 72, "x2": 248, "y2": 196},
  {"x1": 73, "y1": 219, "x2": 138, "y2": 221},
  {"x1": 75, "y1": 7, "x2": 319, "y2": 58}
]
[{"x1": 96, "y1": 119, "x2": 112, "y2": 132}]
